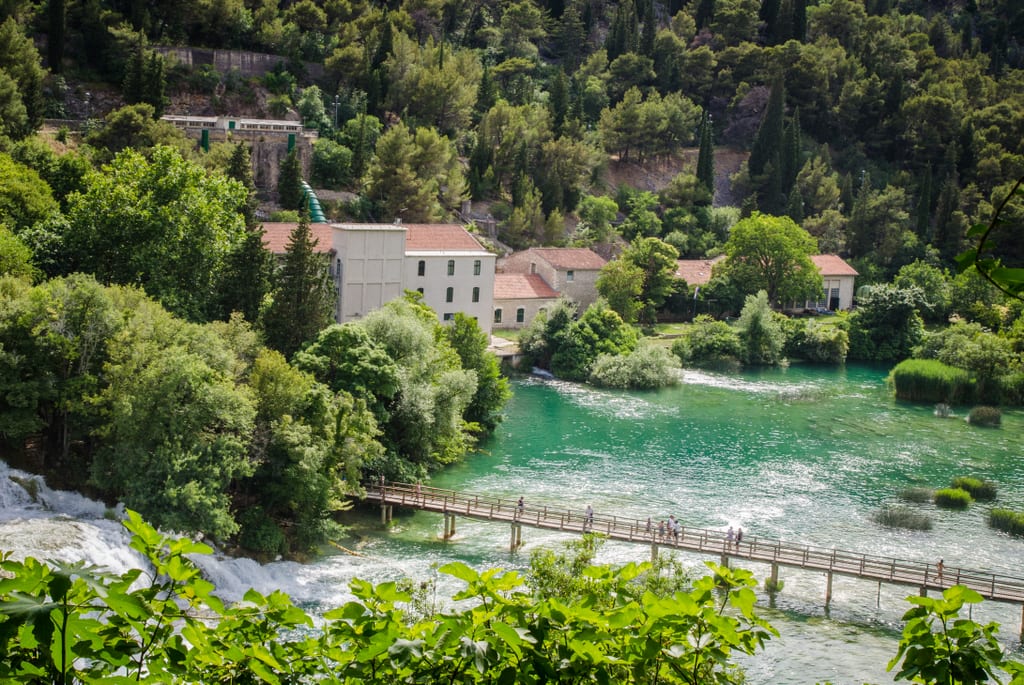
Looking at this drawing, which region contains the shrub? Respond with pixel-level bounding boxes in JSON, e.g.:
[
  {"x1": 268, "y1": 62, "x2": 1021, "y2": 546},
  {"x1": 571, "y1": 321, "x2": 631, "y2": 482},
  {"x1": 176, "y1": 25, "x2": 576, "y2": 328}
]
[
  {"x1": 950, "y1": 476, "x2": 997, "y2": 501},
  {"x1": 898, "y1": 487, "x2": 934, "y2": 503},
  {"x1": 888, "y1": 359, "x2": 972, "y2": 404},
  {"x1": 673, "y1": 315, "x2": 742, "y2": 368},
  {"x1": 589, "y1": 342, "x2": 681, "y2": 390},
  {"x1": 871, "y1": 505, "x2": 933, "y2": 531},
  {"x1": 967, "y1": 406, "x2": 1001, "y2": 427},
  {"x1": 989, "y1": 508, "x2": 1024, "y2": 536},
  {"x1": 933, "y1": 488, "x2": 972, "y2": 509},
  {"x1": 764, "y1": 577, "x2": 784, "y2": 593}
]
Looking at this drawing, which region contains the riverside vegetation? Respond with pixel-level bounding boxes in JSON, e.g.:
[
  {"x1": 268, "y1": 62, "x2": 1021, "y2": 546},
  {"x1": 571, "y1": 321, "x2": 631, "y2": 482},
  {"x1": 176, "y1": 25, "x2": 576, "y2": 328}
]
[{"x1": 2, "y1": 512, "x2": 1024, "y2": 685}]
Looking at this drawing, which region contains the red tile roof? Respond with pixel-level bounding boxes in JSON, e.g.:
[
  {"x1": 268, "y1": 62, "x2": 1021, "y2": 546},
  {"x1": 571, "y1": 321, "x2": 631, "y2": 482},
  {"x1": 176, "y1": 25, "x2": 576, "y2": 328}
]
[
  {"x1": 528, "y1": 248, "x2": 606, "y2": 270},
  {"x1": 260, "y1": 222, "x2": 334, "y2": 253},
  {"x1": 403, "y1": 224, "x2": 487, "y2": 251},
  {"x1": 675, "y1": 257, "x2": 723, "y2": 286},
  {"x1": 811, "y1": 254, "x2": 859, "y2": 277},
  {"x1": 493, "y1": 273, "x2": 559, "y2": 300}
]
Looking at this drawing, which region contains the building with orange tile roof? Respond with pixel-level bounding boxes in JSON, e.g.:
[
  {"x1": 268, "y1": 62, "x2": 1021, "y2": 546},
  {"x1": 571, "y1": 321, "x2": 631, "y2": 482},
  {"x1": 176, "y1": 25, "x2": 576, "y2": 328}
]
[
  {"x1": 492, "y1": 273, "x2": 560, "y2": 329},
  {"x1": 499, "y1": 247, "x2": 607, "y2": 311}
]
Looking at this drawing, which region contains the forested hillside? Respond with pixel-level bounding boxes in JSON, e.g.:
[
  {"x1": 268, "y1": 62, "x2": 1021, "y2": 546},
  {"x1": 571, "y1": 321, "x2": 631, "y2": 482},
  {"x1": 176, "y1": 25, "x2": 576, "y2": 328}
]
[{"x1": 2, "y1": 0, "x2": 1022, "y2": 275}]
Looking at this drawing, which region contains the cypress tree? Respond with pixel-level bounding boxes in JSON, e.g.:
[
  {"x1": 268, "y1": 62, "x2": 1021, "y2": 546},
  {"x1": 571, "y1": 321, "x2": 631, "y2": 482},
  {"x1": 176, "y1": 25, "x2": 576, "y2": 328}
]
[
  {"x1": 123, "y1": 43, "x2": 145, "y2": 104},
  {"x1": 215, "y1": 227, "x2": 275, "y2": 323},
  {"x1": 696, "y1": 0, "x2": 715, "y2": 29},
  {"x1": 48, "y1": 0, "x2": 65, "y2": 73},
  {"x1": 548, "y1": 68, "x2": 569, "y2": 135},
  {"x1": 474, "y1": 64, "x2": 497, "y2": 121},
  {"x1": 932, "y1": 174, "x2": 963, "y2": 265},
  {"x1": 914, "y1": 166, "x2": 933, "y2": 242},
  {"x1": 227, "y1": 142, "x2": 258, "y2": 228},
  {"x1": 781, "y1": 108, "x2": 801, "y2": 196},
  {"x1": 696, "y1": 109, "x2": 715, "y2": 196},
  {"x1": 760, "y1": 0, "x2": 781, "y2": 41},
  {"x1": 278, "y1": 150, "x2": 304, "y2": 211},
  {"x1": 262, "y1": 211, "x2": 337, "y2": 359},
  {"x1": 839, "y1": 172, "x2": 854, "y2": 214},
  {"x1": 785, "y1": 185, "x2": 804, "y2": 223},
  {"x1": 792, "y1": 0, "x2": 807, "y2": 42},
  {"x1": 141, "y1": 51, "x2": 166, "y2": 116},
  {"x1": 749, "y1": 78, "x2": 785, "y2": 214}
]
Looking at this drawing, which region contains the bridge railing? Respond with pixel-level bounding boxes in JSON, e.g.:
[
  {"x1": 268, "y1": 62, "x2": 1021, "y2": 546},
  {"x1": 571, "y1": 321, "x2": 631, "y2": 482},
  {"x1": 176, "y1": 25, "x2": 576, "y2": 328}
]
[{"x1": 366, "y1": 482, "x2": 1024, "y2": 602}]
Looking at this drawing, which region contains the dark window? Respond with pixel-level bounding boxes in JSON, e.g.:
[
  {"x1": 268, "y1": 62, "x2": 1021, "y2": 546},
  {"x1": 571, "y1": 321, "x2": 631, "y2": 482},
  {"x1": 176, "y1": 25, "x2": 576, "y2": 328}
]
[
  {"x1": 474, "y1": 259, "x2": 481, "y2": 275},
  {"x1": 494, "y1": 309, "x2": 502, "y2": 323},
  {"x1": 516, "y1": 308, "x2": 525, "y2": 323},
  {"x1": 417, "y1": 260, "x2": 425, "y2": 276},
  {"x1": 566, "y1": 270, "x2": 575, "y2": 282},
  {"x1": 443, "y1": 313, "x2": 454, "y2": 321},
  {"x1": 416, "y1": 287, "x2": 424, "y2": 294},
  {"x1": 446, "y1": 287, "x2": 454, "y2": 302},
  {"x1": 472, "y1": 287, "x2": 480, "y2": 303},
  {"x1": 447, "y1": 259, "x2": 455, "y2": 276}
]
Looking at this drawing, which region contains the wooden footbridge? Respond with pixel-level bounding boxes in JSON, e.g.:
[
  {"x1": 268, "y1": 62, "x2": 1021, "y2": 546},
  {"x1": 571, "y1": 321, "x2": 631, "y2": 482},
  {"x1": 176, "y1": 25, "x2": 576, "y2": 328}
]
[{"x1": 365, "y1": 482, "x2": 1024, "y2": 636}]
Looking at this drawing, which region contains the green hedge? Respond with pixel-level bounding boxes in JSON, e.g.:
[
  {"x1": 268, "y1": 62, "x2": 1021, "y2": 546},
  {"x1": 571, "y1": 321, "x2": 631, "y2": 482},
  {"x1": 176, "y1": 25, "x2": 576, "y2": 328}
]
[
  {"x1": 888, "y1": 359, "x2": 972, "y2": 404},
  {"x1": 950, "y1": 477, "x2": 997, "y2": 501},
  {"x1": 967, "y1": 406, "x2": 1001, "y2": 427},
  {"x1": 989, "y1": 508, "x2": 1024, "y2": 536},
  {"x1": 933, "y1": 488, "x2": 973, "y2": 509}
]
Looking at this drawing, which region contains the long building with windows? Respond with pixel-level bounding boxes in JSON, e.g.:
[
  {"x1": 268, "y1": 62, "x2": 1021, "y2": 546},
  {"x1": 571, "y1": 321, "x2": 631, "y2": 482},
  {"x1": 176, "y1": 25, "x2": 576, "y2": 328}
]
[{"x1": 261, "y1": 222, "x2": 496, "y2": 334}]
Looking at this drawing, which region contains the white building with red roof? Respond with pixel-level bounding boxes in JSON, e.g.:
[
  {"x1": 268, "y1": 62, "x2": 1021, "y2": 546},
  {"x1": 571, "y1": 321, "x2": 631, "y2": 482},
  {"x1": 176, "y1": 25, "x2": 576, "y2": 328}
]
[
  {"x1": 260, "y1": 222, "x2": 495, "y2": 333},
  {"x1": 492, "y1": 273, "x2": 560, "y2": 329},
  {"x1": 499, "y1": 247, "x2": 607, "y2": 313},
  {"x1": 674, "y1": 254, "x2": 859, "y2": 311}
]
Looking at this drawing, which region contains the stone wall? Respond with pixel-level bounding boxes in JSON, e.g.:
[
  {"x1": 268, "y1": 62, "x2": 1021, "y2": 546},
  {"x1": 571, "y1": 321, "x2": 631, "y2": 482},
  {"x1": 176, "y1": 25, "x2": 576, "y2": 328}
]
[{"x1": 154, "y1": 47, "x2": 324, "y2": 80}]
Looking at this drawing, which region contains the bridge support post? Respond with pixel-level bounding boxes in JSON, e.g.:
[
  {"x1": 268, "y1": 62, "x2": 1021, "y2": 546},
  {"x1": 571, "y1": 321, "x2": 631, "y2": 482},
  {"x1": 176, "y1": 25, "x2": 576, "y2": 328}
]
[
  {"x1": 919, "y1": 586, "x2": 928, "y2": 597},
  {"x1": 443, "y1": 513, "x2": 456, "y2": 539},
  {"x1": 381, "y1": 505, "x2": 392, "y2": 524},
  {"x1": 510, "y1": 523, "x2": 522, "y2": 552},
  {"x1": 825, "y1": 572, "x2": 833, "y2": 606},
  {"x1": 770, "y1": 563, "x2": 779, "y2": 586},
  {"x1": 720, "y1": 554, "x2": 729, "y2": 568},
  {"x1": 651, "y1": 544, "x2": 658, "y2": 562},
  {"x1": 1019, "y1": 605, "x2": 1023, "y2": 643}
]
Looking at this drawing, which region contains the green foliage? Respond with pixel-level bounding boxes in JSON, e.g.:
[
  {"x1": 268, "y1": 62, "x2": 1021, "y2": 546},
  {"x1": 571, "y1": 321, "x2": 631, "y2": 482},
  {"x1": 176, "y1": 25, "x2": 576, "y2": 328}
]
[
  {"x1": 950, "y1": 477, "x2": 997, "y2": 501},
  {"x1": 848, "y1": 285, "x2": 925, "y2": 362},
  {"x1": 0, "y1": 223, "x2": 37, "y2": 280},
  {"x1": 0, "y1": 514, "x2": 778, "y2": 685},
  {"x1": 899, "y1": 487, "x2": 936, "y2": 503},
  {"x1": 620, "y1": 236, "x2": 680, "y2": 324},
  {"x1": 957, "y1": 176, "x2": 1024, "y2": 299},
  {"x1": 967, "y1": 406, "x2": 1002, "y2": 427},
  {"x1": 988, "y1": 508, "x2": 1024, "y2": 537},
  {"x1": 62, "y1": 145, "x2": 248, "y2": 321},
  {"x1": 717, "y1": 212, "x2": 822, "y2": 307},
  {"x1": 444, "y1": 312, "x2": 511, "y2": 433},
  {"x1": 550, "y1": 300, "x2": 639, "y2": 381},
  {"x1": 913, "y1": 322, "x2": 1014, "y2": 403},
  {"x1": 872, "y1": 505, "x2": 933, "y2": 531},
  {"x1": 737, "y1": 290, "x2": 785, "y2": 365},
  {"x1": 889, "y1": 585, "x2": 1024, "y2": 684},
  {"x1": 0, "y1": 152, "x2": 58, "y2": 234},
  {"x1": 894, "y1": 260, "x2": 953, "y2": 324},
  {"x1": 262, "y1": 213, "x2": 336, "y2": 359},
  {"x1": 0, "y1": 17, "x2": 45, "y2": 138},
  {"x1": 596, "y1": 258, "x2": 644, "y2": 323},
  {"x1": 575, "y1": 194, "x2": 619, "y2": 244},
  {"x1": 672, "y1": 315, "x2": 743, "y2": 369},
  {"x1": 933, "y1": 488, "x2": 973, "y2": 510},
  {"x1": 84, "y1": 103, "x2": 190, "y2": 161},
  {"x1": 589, "y1": 340, "x2": 682, "y2": 389},
  {"x1": 312, "y1": 138, "x2": 353, "y2": 188},
  {"x1": 889, "y1": 359, "x2": 973, "y2": 404},
  {"x1": 277, "y1": 149, "x2": 304, "y2": 211},
  {"x1": 783, "y1": 318, "x2": 850, "y2": 363}
]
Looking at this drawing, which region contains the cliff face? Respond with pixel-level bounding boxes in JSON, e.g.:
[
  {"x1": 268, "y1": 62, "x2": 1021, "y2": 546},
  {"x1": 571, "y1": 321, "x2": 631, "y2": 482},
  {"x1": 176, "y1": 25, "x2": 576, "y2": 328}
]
[{"x1": 250, "y1": 137, "x2": 313, "y2": 193}]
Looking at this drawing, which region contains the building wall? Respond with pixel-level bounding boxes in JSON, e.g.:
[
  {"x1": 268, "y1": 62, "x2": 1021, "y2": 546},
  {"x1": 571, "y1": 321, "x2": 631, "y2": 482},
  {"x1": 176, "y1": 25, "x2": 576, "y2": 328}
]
[
  {"x1": 502, "y1": 251, "x2": 602, "y2": 310},
  {"x1": 801, "y1": 275, "x2": 856, "y2": 311},
  {"x1": 406, "y1": 252, "x2": 497, "y2": 335},
  {"x1": 333, "y1": 226, "x2": 406, "y2": 322},
  {"x1": 493, "y1": 297, "x2": 558, "y2": 330}
]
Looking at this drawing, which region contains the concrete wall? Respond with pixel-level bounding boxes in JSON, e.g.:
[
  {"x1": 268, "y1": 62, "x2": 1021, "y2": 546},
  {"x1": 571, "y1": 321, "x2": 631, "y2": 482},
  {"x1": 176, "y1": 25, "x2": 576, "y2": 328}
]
[
  {"x1": 333, "y1": 226, "x2": 406, "y2": 322},
  {"x1": 493, "y1": 297, "x2": 557, "y2": 330},
  {"x1": 154, "y1": 47, "x2": 324, "y2": 80},
  {"x1": 406, "y1": 253, "x2": 497, "y2": 335}
]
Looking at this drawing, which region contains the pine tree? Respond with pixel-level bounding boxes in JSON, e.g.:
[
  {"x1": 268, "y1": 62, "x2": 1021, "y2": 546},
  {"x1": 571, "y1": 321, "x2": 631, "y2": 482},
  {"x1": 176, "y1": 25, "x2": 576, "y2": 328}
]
[
  {"x1": 696, "y1": 109, "x2": 715, "y2": 196},
  {"x1": 474, "y1": 64, "x2": 497, "y2": 122},
  {"x1": 278, "y1": 150, "x2": 304, "y2": 211},
  {"x1": 227, "y1": 143, "x2": 258, "y2": 228},
  {"x1": 262, "y1": 212, "x2": 336, "y2": 359},
  {"x1": 555, "y1": 3, "x2": 587, "y2": 70},
  {"x1": 696, "y1": 0, "x2": 715, "y2": 29}
]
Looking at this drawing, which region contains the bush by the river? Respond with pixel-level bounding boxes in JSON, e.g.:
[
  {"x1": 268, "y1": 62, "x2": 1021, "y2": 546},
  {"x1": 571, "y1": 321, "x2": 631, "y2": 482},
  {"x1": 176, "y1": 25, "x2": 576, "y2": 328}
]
[
  {"x1": 934, "y1": 488, "x2": 973, "y2": 509},
  {"x1": 950, "y1": 477, "x2": 997, "y2": 501},
  {"x1": 968, "y1": 406, "x2": 1002, "y2": 427},
  {"x1": 899, "y1": 487, "x2": 935, "y2": 503},
  {"x1": 781, "y1": 318, "x2": 850, "y2": 364},
  {"x1": 888, "y1": 359, "x2": 972, "y2": 404},
  {"x1": 871, "y1": 504, "x2": 933, "y2": 531},
  {"x1": 671, "y1": 315, "x2": 742, "y2": 369},
  {"x1": 589, "y1": 341, "x2": 681, "y2": 390},
  {"x1": 989, "y1": 508, "x2": 1024, "y2": 536}
]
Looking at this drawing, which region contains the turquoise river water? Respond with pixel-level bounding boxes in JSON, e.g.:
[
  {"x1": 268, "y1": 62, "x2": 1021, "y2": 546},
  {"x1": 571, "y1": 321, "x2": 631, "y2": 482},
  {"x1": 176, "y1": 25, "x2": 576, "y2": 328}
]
[{"x1": 3, "y1": 364, "x2": 1023, "y2": 684}]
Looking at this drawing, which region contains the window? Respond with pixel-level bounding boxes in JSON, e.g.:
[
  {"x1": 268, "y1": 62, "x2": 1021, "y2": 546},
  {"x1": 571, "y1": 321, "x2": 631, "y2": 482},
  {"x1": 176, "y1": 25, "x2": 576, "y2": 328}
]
[
  {"x1": 446, "y1": 287, "x2": 454, "y2": 302},
  {"x1": 566, "y1": 270, "x2": 575, "y2": 282},
  {"x1": 416, "y1": 287, "x2": 424, "y2": 295},
  {"x1": 472, "y1": 287, "x2": 480, "y2": 303},
  {"x1": 516, "y1": 308, "x2": 525, "y2": 323},
  {"x1": 417, "y1": 260, "x2": 425, "y2": 276},
  {"x1": 473, "y1": 259, "x2": 481, "y2": 275},
  {"x1": 494, "y1": 309, "x2": 502, "y2": 324},
  {"x1": 443, "y1": 313, "x2": 454, "y2": 321},
  {"x1": 447, "y1": 259, "x2": 455, "y2": 276},
  {"x1": 530, "y1": 262, "x2": 536, "y2": 274}
]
